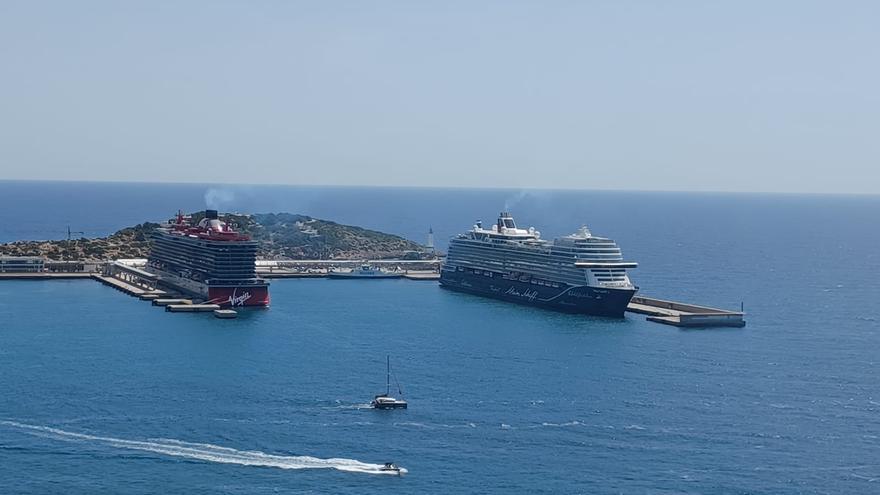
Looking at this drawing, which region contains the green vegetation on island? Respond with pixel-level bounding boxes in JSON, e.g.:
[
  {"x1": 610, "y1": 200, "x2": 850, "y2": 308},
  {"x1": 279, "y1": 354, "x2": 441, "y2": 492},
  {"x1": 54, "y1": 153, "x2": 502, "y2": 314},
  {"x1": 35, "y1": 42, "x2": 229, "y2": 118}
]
[{"x1": 0, "y1": 212, "x2": 427, "y2": 261}]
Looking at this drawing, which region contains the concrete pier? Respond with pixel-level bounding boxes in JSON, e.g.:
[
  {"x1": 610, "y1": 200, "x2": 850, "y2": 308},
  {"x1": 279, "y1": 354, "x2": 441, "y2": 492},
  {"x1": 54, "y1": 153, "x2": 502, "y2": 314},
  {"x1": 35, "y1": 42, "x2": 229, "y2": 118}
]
[
  {"x1": 166, "y1": 304, "x2": 220, "y2": 312},
  {"x1": 214, "y1": 309, "x2": 238, "y2": 319},
  {"x1": 0, "y1": 272, "x2": 94, "y2": 280},
  {"x1": 152, "y1": 298, "x2": 193, "y2": 306},
  {"x1": 257, "y1": 259, "x2": 441, "y2": 279},
  {"x1": 627, "y1": 296, "x2": 745, "y2": 328},
  {"x1": 103, "y1": 261, "x2": 159, "y2": 290},
  {"x1": 258, "y1": 270, "x2": 327, "y2": 278},
  {"x1": 92, "y1": 274, "x2": 163, "y2": 297},
  {"x1": 2, "y1": 258, "x2": 745, "y2": 326},
  {"x1": 402, "y1": 271, "x2": 441, "y2": 280}
]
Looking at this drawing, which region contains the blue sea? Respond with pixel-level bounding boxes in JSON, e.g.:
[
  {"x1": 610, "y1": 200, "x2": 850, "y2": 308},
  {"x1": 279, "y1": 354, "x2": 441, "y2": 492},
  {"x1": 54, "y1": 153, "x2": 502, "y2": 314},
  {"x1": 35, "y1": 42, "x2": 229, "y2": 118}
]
[{"x1": 1, "y1": 181, "x2": 879, "y2": 494}]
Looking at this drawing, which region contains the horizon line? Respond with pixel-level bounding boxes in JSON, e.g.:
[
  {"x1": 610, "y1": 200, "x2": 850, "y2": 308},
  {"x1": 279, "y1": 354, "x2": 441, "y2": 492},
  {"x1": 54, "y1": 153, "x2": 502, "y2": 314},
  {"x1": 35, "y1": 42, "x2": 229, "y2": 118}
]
[{"x1": 1, "y1": 178, "x2": 878, "y2": 198}]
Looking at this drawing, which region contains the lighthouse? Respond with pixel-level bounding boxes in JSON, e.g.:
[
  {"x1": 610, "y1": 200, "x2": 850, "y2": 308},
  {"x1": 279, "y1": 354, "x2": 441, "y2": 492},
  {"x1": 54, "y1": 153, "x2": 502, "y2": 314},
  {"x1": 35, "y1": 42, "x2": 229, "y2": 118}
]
[{"x1": 426, "y1": 227, "x2": 435, "y2": 254}]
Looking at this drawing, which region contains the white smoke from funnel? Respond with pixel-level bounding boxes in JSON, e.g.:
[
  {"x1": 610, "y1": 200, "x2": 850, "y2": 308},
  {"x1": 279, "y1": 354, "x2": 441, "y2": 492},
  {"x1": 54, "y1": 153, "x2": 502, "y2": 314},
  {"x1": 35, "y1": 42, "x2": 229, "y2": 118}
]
[
  {"x1": 503, "y1": 190, "x2": 530, "y2": 212},
  {"x1": 205, "y1": 188, "x2": 235, "y2": 210}
]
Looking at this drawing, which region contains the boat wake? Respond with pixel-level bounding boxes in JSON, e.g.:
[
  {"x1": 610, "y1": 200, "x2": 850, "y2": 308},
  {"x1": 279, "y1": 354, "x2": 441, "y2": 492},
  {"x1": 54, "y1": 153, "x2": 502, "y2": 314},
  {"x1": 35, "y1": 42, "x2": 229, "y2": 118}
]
[
  {"x1": 335, "y1": 402, "x2": 374, "y2": 410},
  {"x1": 1, "y1": 421, "x2": 407, "y2": 476}
]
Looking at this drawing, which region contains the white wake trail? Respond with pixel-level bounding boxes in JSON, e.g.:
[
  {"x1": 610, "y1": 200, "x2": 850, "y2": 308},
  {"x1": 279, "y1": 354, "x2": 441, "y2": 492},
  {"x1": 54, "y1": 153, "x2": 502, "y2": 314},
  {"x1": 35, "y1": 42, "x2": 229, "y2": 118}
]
[{"x1": 1, "y1": 421, "x2": 407, "y2": 476}]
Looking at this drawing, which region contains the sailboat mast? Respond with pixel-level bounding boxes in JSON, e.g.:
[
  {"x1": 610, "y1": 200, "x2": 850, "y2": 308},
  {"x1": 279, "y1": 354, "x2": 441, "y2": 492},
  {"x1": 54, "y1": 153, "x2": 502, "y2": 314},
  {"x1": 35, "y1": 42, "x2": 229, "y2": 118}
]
[{"x1": 386, "y1": 355, "x2": 391, "y2": 396}]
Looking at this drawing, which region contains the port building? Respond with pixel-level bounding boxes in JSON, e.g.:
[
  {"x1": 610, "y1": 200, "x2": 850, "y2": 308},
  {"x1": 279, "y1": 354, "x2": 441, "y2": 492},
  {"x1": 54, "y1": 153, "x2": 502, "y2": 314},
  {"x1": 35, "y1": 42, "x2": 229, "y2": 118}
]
[{"x1": 0, "y1": 256, "x2": 45, "y2": 273}]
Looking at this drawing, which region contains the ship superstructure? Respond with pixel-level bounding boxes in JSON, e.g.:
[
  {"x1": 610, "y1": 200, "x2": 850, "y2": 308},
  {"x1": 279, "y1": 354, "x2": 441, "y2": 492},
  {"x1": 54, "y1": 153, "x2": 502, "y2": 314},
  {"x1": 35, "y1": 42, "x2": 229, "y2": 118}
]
[
  {"x1": 147, "y1": 209, "x2": 269, "y2": 307},
  {"x1": 440, "y1": 212, "x2": 637, "y2": 317}
]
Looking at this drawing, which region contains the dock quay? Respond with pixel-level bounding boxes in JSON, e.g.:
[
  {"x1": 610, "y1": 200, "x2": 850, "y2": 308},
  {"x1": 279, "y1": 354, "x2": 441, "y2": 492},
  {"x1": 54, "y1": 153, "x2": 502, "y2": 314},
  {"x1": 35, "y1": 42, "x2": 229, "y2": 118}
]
[
  {"x1": 214, "y1": 309, "x2": 238, "y2": 319},
  {"x1": 152, "y1": 298, "x2": 193, "y2": 306},
  {"x1": 258, "y1": 268, "x2": 441, "y2": 279},
  {"x1": 2, "y1": 257, "x2": 743, "y2": 326},
  {"x1": 0, "y1": 272, "x2": 94, "y2": 280},
  {"x1": 91, "y1": 274, "x2": 167, "y2": 298},
  {"x1": 166, "y1": 304, "x2": 221, "y2": 313},
  {"x1": 402, "y1": 271, "x2": 441, "y2": 280},
  {"x1": 626, "y1": 296, "x2": 745, "y2": 328},
  {"x1": 257, "y1": 270, "x2": 327, "y2": 278},
  {"x1": 256, "y1": 259, "x2": 441, "y2": 279}
]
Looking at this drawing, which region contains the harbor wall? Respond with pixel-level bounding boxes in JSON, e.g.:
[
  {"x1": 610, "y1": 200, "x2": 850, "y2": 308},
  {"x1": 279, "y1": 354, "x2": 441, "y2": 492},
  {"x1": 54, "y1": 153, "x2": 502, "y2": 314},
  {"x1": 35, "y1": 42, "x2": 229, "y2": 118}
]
[{"x1": 629, "y1": 295, "x2": 739, "y2": 315}]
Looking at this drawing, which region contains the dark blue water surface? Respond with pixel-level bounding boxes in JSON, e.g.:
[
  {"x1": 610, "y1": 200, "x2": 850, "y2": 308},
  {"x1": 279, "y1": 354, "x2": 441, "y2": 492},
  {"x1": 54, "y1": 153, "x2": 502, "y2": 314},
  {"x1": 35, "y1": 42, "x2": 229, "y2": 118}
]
[{"x1": 1, "y1": 181, "x2": 879, "y2": 494}]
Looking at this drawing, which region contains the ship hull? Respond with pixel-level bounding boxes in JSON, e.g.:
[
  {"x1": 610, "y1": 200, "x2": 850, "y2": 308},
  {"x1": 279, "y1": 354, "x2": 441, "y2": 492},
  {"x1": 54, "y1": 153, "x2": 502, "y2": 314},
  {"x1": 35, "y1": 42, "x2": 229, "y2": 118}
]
[
  {"x1": 207, "y1": 285, "x2": 270, "y2": 308},
  {"x1": 149, "y1": 269, "x2": 269, "y2": 307},
  {"x1": 439, "y1": 270, "x2": 636, "y2": 317}
]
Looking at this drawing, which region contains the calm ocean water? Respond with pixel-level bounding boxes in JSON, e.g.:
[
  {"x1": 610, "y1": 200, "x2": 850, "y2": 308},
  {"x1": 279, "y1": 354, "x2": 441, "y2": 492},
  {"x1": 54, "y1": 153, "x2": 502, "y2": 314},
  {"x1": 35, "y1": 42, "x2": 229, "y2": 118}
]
[{"x1": 1, "y1": 181, "x2": 879, "y2": 494}]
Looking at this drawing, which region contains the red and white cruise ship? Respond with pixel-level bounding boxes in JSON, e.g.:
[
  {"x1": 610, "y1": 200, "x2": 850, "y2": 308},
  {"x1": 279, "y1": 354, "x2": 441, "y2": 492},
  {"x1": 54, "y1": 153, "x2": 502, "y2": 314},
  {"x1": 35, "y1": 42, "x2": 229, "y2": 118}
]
[{"x1": 147, "y1": 209, "x2": 270, "y2": 307}]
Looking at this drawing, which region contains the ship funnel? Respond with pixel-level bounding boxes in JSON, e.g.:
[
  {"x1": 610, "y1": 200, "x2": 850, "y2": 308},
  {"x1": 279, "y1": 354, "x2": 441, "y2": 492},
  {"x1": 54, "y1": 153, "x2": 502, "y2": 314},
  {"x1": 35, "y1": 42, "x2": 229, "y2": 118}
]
[{"x1": 205, "y1": 209, "x2": 219, "y2": 219}]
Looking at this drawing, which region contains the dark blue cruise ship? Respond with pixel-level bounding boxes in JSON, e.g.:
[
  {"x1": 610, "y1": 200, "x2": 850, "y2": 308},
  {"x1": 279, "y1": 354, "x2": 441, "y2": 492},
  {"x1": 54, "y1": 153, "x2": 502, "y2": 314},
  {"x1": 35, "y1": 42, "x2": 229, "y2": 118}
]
[{"x1": 440, "y1": 212, "x2": 638, "y2": 317}]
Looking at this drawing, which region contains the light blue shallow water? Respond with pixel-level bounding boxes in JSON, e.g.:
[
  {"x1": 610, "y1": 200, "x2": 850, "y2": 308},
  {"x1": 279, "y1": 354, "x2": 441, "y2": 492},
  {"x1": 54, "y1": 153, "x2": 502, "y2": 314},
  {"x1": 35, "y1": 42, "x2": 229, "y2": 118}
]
[{"x1": 1, "y1": 182, "x2": 879, "y2": 493}]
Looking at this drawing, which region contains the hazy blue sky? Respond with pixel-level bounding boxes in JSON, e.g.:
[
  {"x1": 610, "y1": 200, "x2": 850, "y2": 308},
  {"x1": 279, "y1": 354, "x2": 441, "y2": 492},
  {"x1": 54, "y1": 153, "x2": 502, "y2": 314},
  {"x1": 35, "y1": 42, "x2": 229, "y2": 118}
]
[{"x1": 0, "y1": 1, "x2": 877, "y2": 193}]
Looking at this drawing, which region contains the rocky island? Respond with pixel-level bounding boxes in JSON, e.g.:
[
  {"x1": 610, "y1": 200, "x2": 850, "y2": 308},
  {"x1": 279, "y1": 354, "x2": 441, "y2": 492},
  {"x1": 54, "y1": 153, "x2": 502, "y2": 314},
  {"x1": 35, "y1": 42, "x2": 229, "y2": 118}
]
[{"x1": 0, "y1": 212, "x2": 428, "y2": 261}]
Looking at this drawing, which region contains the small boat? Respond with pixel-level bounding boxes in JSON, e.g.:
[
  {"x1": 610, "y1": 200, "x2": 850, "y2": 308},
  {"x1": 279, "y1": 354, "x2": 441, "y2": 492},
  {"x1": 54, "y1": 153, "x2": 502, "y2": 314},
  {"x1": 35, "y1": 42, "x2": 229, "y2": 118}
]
[
  {"x1": 380, "y1": 462, "x2": 404, "y2": 476},
  {"x1": 328, "y1": 264, "x2": 402, "y2": 279},
  {"x1": 371, "y1": 355, "x2": 408, "y2": 409}
]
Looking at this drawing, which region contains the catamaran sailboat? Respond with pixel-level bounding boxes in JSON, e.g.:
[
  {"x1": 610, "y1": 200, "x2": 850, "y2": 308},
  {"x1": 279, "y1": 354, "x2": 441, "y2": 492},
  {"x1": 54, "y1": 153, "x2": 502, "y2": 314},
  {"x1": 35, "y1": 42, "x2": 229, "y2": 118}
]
[{"x1": 371, "y1": 355, "x2": 408, "y2": 409}]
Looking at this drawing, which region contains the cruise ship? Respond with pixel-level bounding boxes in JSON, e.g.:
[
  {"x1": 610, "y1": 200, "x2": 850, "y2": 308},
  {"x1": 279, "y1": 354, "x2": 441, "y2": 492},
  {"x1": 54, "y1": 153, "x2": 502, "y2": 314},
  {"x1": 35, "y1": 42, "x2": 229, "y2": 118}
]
[
  {"x1": 440, "y1": 212, "x2": 637, "y2": 317},
  {"x1": 147, "y1": 210, "x2": 270, "y2": 307}
]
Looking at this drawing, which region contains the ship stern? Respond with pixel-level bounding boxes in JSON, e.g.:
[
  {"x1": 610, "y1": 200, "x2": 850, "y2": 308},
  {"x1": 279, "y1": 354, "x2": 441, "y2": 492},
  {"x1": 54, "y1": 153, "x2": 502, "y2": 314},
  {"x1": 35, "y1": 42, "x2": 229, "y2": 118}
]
[{"x1": 208, "y1": 285, "x2": 271, "y2": 307}]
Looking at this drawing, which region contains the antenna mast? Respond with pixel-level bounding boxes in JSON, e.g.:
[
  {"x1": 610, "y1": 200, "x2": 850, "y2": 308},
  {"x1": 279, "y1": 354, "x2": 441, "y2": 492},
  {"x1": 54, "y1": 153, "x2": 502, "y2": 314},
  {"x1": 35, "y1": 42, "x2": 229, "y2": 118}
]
[{"x1": 386, "y1": 355, "x2": 391, "y2": 396}]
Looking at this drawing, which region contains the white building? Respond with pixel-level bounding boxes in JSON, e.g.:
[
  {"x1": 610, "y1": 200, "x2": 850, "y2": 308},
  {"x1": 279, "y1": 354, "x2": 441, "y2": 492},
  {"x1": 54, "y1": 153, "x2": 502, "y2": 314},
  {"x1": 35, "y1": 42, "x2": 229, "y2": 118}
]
[{"x1": 0, "y1": 256, "x2": 45, "y2": 273}]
